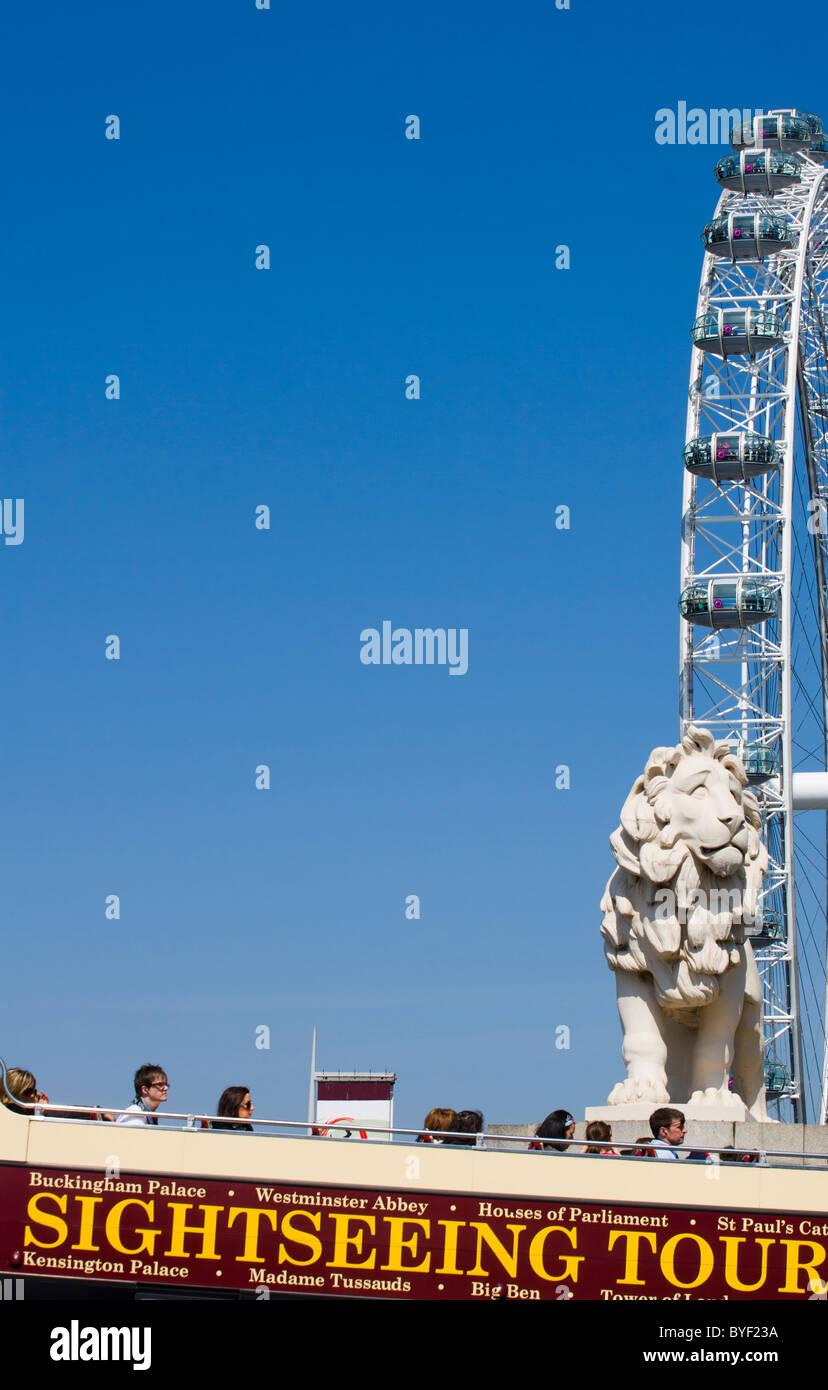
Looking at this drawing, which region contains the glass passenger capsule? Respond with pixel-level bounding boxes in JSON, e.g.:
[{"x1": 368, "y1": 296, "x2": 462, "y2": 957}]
[
  {"x1": 731, "y1": 112, "x2": 811, "y2": 152},
  {"x1": 715, "y1": 149, "x2": 802, "y2": 194},
  {"x1": 679, "y1": 579, "x2": 776, "y2": 629},
  {"x1": 764, "y1": 1061, "x2": 790, "y2": 1098},
  {"x1": 683, "y1": 432, "x2": 779, "y2": 482},
  {"x1": 703, "y1": 212, "x2": 793, "y2": 261},
  {"x1": 731, "y1": 742, "x2": 778, "y2": 784},
  {"x1": 748, "y1": 908, "x2": 785, "y2": 947},
  {"x1": 691, "y1": 308, "x2": 784, "y2": 357},
  {"x1": 807, "y1": 138, "x2": 828, "y2": 162},
  {"x1": 766, "y1": 107, "x2": 823, "y2": 139}
]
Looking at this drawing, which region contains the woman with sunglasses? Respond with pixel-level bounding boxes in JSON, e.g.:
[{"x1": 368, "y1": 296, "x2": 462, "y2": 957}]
[
  {"x1": 211, "y1": 1086, "x2": 255, "y2": 1131},
  {"x1": 0, "y1": 1068, "x2": 48, "y2": 1114},
  {"x1": 0, "y1": 1067, "x2": 114, "y2": 1121}
]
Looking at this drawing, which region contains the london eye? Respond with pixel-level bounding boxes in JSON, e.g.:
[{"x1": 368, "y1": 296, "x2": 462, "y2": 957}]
[{"x1": 679, "y1": 108, "x2": 828, "y2": 1122}]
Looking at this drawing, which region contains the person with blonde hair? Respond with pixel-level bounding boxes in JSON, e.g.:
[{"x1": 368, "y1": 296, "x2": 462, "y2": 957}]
[
  {"x1": 1, "y1": 1067, "x2": 113, "y2": 1122},
  {"x1": 0, "y1": 1068, "x2": 45, "y2": 1114}
]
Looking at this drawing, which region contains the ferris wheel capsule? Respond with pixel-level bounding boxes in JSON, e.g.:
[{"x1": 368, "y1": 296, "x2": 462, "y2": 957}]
[
  {"x1": 731, "y1": 742, "x2": 779, "y2": 784},
  {"x1": 747, "y1": 908, "x2": 786, "y2": 947},
  {"x1": 691, "y1": 307, "x2": 785, "y2": 357},
  {"x1": 766, "y1": 108, "x2": 824, "y2": 140},
  {"x1": 683, "y1": 432, "x2": 779, "y2": 483},
  {"x1": 715, "y1": 149, "x2": 803, "y2": 195},
  {"x1": 766, "y1": 108, "x2": 827, "y2": 163},
  {"x1": 702, "y1": 211, "x2": 794, "y2": 261},
  {"x1": 679, "y1": 578, "x2": 777, "y2": 628},
  {"x1": 764, "y1": 1061, "x2": 791, "y2": 1098},
  {"x1": 731, "y1": 112, "x2": 811, "y2": 152}
]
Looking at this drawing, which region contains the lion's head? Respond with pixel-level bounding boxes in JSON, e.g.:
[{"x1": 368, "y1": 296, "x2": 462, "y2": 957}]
[{"x1": 600, "y1": 726, "x2": 767, "y2": 1012}]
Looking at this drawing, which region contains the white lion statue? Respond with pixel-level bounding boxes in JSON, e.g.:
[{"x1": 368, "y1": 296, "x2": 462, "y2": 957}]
[{"x1": 600, "y1": 725, "x2": 770, "y2": 1119}]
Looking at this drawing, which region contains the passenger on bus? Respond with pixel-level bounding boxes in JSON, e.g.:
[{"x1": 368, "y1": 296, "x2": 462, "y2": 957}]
[
  {"x1": 0, "y1": 1068, "x2": 113, "y2": 1121},
  {"x1": 583, "y1": 1120, "x2": 620, "y2": 1155},
  {"x1": 649, "y1": 1107, "x2": 687, "y2": 1159},
  {"x1": 417, "y1": 1108, "x2": 458, "y2": 1143},
  {"x1": 532, "y1": 1109, "x2": 576, "y2": 1153},
  {"x1": 446, "y1": 1109, "x2": 485, "y2": 1147},
  {"x1": 115, "y1": 1064, "x2": 169, "y2": 1126},
  {"x1": 211, "y1": 1087, "x2": 255, "y2": 1131},
  {"x1": 0, "y1": 1068, "x2": 46, "y2": 1114}
]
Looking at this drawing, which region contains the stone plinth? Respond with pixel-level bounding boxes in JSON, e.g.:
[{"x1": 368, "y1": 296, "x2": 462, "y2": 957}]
[
  {"x1": 488, "y1": 1120, "x2": 828, "y2": 1163},
  {"x1": 585, "y1": 1100, "x2": 749, "y2": 1124}
]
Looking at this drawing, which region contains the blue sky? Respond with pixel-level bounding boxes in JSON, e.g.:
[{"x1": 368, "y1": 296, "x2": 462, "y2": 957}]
[{"x1": 2, "y1": 0, "x2": 825, "y2": 1129}]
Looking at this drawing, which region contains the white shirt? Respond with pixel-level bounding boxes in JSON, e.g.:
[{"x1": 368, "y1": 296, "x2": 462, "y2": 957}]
[{"x1": 115, "y1": 1102, "x2": 156, "y2": 1127}]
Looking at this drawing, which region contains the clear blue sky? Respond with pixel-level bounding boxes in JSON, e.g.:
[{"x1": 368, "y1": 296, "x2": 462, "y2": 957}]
[{"x1": 2, "y1": 0, "x2": 824, "y2": 1128}]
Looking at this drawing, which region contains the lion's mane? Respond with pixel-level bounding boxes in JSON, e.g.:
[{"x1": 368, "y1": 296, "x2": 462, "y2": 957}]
[{"x1": 600, "y1": 726, "x2": 767, "y2": 1015}]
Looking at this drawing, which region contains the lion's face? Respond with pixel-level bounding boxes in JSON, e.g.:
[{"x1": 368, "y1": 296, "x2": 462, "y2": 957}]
[
  {"x1": 655, "y1": 751, "x2": 750, "y2": 879},
  {"x1": 602, "y1": 726, "x2": 767, "y2": 1010}
]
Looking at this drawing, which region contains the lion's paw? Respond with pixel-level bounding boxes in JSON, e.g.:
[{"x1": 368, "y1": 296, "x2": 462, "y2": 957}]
[
  {"x1": 608, "y1": 1077, "x2": 670, "y2": 1105},
  {"x1": 688, "y1": 1086, "x2": 742, "y2": 1109}
]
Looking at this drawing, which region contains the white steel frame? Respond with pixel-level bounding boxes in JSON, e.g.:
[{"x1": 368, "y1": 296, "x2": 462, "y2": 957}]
[{"x1": 679, "y1": 129, "x2": 828, "y2": 1123}]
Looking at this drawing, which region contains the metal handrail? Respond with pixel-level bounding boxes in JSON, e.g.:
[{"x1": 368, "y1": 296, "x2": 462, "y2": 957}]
[{"x1": 1, "y1": 1056, "x2": 823, "y2": 1163}]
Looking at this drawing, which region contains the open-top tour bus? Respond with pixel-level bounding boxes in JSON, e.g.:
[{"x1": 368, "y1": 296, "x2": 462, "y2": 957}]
[{"x1": 1, "y1": 1070, "x2": 826, "y2": 1301}]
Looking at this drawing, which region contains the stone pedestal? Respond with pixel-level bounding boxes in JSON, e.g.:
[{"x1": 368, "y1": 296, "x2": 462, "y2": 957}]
[
  {"x1": 585, "y1": 1100, "x2": 749, "y2": 1124},
  {"x1": 489, "y1": 1120, "x2": 828, "y2": 1162}
]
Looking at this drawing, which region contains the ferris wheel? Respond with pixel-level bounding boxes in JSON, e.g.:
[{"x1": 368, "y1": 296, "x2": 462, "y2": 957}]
[{"x1": 679, "y1": 107, "x2": 828, "y2": 1124}]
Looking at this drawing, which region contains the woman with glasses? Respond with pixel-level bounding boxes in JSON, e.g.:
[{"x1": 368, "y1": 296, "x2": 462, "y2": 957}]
[
  {"x1": 0, "y1": 1068, "x2": 48, "y2": 1114},
  {"x1": 1, "y1": 1068, "x2": 114, "y2": 1121},
  {"x1": 211, "y1": 1086, "x2": 255, "y2": 1132}
]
